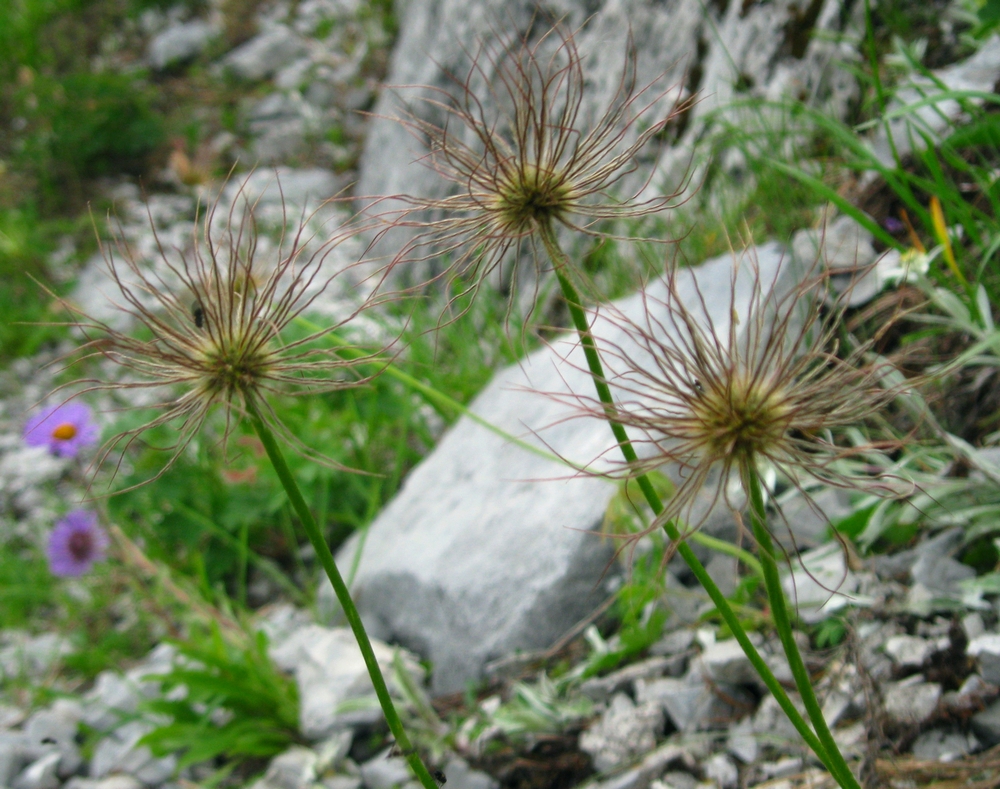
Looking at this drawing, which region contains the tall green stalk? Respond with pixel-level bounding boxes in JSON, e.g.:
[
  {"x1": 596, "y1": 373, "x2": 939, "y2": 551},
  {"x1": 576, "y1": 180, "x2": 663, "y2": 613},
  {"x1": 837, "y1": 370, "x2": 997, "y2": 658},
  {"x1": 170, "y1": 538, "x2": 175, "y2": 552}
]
[
  {"x1": 540, "y1": 224, "x2": 859, "y2": 787},
  {"x1": 245, "y1": 400, "x2": 440, "y2": 789},
  {"x1": 744, "y1": 466, "x2": 860, "y2": 789}
]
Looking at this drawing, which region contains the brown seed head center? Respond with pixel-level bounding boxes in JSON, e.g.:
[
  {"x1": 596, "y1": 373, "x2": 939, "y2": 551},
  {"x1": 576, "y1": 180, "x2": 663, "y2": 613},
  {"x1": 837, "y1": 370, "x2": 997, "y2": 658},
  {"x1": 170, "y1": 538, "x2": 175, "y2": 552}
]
[
  {"x1": 199, "y1": 339, "x2": 272, "y2": 397},
  {"x1": 691, "y1": 375, "x2": 792, "y2": 460},
  {"x1": 494, "y1": 164, "x2": 573, "y2": 233},
  {"x1": 52, "y1": 423, "x2": 77, "y2": 441}
]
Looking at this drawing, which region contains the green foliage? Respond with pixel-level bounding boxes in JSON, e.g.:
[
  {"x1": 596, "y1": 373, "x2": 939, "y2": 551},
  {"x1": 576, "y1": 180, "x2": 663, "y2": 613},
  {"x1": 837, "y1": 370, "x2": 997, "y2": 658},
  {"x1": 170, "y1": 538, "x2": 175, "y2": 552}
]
[
  {"x1": 0, "y1": 540, "x2": 58, "y2": 630},
  {"x1": 0, "y1": 0, "x2": 167, "y2": 212},
  {"x1": 814, "y1": 617, "x2": 847, "y2": 649},
  {"x1": 486, "y1": 673, "x2": 593, "y2": 740},
  {"x1": 0, "y1": 207, "x2": 77, "y2": 360},
  {"x1": 139, "y1": 624, "x2": 299, "y2": 769},
  {"x1": 13, "y1": 70, "x2": 164, "y2": 197}
]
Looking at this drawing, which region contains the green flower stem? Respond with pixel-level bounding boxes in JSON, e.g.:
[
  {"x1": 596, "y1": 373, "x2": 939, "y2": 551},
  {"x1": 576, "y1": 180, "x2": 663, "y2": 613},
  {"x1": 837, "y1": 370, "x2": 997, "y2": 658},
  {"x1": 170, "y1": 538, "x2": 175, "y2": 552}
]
[
  {"x1": 294, "y1": 317, "x2": 763, "y2": 577},
  {"x1": 245, "y1": 400, "x2": 439, "y2": 789},
  {"x1": 539, "y1": 225, "x2": 841, "y2": 778},
  {"x1": 745, "y1": 466, "x2": 861, "y2": 789}
]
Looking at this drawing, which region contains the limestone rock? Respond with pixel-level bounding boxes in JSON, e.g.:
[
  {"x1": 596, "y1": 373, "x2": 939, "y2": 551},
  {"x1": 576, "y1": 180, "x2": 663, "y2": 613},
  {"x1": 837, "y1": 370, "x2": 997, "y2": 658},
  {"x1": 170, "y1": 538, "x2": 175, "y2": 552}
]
[
  {"x1": 269, "y1": 624, "x2": 424, "y2": 739},
  {"x1": 972, "y1": 698, "x2": 1000, "y2": 746},
  {"x1": 884, "y1": 635, "x2": 937, "y2": 669},
  {"x1": 870, "y1": 36, "x2": 1000, "y2": 170},
  {"x1": 579, "y1": 693, "x2": 663, "y2": 772},
  {"x1": 12, "y1": 752, "x2": 60, "y2": 789},
  {"x1": 358, "y1": 749, "x2": 410, "y2": 789},
  {"x1": 781, "y1": 543, "x2": 861, "y2": 624},
  {"x1": 147, "y1": 19, "x2": 219, "y2": 70},
  {"x1": 911, "y1": 727, "x2": 979, "y2": 762},
  {"x1": 882, "y1": 677, "x2": 941, "y2": 726},
  {"x1": 440, "y1": 757, "x2": 498, "y2": 789},
  {"x1": 250, "y1": 747, "x2": 318, "y2": 789},
  {"x1": 223, "y1": 26, "x2": 308, "y2": 81},
  {"x1": 967, "y1": 634, "x2": 1000, "y2": 685}
]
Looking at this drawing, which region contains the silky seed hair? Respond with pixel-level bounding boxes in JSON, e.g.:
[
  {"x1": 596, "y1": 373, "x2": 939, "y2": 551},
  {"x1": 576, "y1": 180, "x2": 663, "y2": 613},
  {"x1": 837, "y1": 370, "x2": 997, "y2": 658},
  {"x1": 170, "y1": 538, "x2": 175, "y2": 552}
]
[
  {"x1": 56, "y1": 177, "x2": 382, "y2": 489},
  {"x1": 364, "y1": 22, "x2": 692, "y2": 307},
  {"x1": 557, "y1": 251, "x2": 911, "y2": 544}
]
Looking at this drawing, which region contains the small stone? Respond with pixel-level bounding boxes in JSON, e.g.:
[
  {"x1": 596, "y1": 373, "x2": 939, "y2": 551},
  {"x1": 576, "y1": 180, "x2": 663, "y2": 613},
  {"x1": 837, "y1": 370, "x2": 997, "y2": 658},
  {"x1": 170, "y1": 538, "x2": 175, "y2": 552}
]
[
  {"x1": 64, "y1": 777, "x2": 144, "y2": 789},
  {"x1": 579, "y1": 693, "x2": 663, "y2": 772},
  {"x1": 649, "y1": 630, "x2": 695, "y2": 657},
  {"x1": 0, "y1": 733, "x2": 28, "y2": 788},
  {"x1": 90, "y1": 720, "x2": 177, "y2": 785},
  {"x1": 972, "y1": 698, "x2": 1000, "y2": 746},
  {"x1": 23, "y1": 700, "x2": 83, "y2": 775},
  {"x1": 321, "y1": 777, "x2": 362, "y2": 789},
  {"x1": 222, "y1": 26, "x2": 308, "y2": 81},
  {"x1": 147, "y1": 19, "x2": 219, "y2": 69},
  {"x1": 440, "y1": 757, "x2": 498, "y2": 789},
  {"x1": 963, "y1": 613, "x2": 986, "y2": 642},
  {"x1": 82, "y1": 671, "x2": 141, "y2": 732},
  {"x1": 251, "y1": 747, "x2": 318, "y2": 789},
  {"x1": 781, "y1": 543, "x2": 859, "y2": 624},
  {"x1": 314, "y1": 731, "x2": 353, "y2": 774},
  {"x1": 968, "y1": 635, "x2": 1000, "y2": 685},
  {"x1": 0, "y1": 705, "x2": 26, "y2": 730},
  {"x1": 752, "y1": 694, "x2": 807, "y2": 746},
  {"x1": 270, "y1": 624, "x2": 424, "y2": 738},
  {"x1": 12, "y1": 752, "x2": 61, "y2": 789},
  {"x1": 883, "y1": 677, "x2": 942, "y2": 726},
  {"x1": 760, "y1": 757, "x2": 802, "y2": 780},
  {"x1": 358, "y1": 749, "x2": 410, "y2": 789},
  {"x1": 911, "y1": 727, "x2": 979, "y2": 762},
  {"x1": 637, "y1": 675, "x2": 751, "y2": 733},
  {"x1": 700, "y1": 638, "x2": 759, "y2": 686},
  {"x1": 703, "y1": 753, "x2": 738, "y2": 789},
  {"x1": 726, "y1": 718, "x2": 758, "y2": 764},
  {"x1": 659, "y1": 772, "x2": 698, "y2": 789},
  {"x1": 884, "y1": 635, "x2": 936, "y2": 668},
  {"x1": 579, "y1": 656, "x2": 674, "y2": 703}
]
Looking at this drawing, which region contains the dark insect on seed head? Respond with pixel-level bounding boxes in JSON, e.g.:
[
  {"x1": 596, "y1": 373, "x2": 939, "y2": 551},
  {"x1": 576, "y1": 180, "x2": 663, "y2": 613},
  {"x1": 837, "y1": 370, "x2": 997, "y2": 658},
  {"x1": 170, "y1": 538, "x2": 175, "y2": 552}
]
[{"x1": 191, "y1": 301, "x2": 205, "y2": 329}]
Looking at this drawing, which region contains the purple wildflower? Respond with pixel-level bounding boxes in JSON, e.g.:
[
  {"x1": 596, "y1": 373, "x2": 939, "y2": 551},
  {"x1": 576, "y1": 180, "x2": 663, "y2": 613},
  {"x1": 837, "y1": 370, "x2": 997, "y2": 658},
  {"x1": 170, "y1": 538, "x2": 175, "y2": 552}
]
[
  {"x1": 23, "y1": 402, "x2": 99, "y2": 458},
  {"x1": 47, "y1": 510, "x2": 109, "y2": 577},
  {"x1": 883, "y1": 216, "x2": 905, "y2": 234}
]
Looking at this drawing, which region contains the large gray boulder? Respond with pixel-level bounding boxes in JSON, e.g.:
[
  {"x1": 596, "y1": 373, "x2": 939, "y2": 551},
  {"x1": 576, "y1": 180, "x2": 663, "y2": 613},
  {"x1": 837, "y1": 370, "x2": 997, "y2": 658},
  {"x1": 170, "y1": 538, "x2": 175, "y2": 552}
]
[{"x1": 326, "y1": 242, "x2": 792, "y2": 692}]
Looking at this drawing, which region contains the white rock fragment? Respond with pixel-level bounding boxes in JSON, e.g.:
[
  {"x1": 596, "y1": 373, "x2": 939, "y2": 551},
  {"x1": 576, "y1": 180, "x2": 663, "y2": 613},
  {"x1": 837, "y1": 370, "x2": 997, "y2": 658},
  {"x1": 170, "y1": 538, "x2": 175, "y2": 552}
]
[
  {"x1": 781, "y1": 543, "x2": 862, "y2": 624},
  {"x1": 703, "y1": 753, "x2": 738, "y2": 789},
  {"x1": 968, "y1": 634, "x2": 1000, "y2": 685},
  {"x1": 882, "y1": 677, "x2": 941, "y2": 726},
  {"x1": 884, "y1": 635, "x2": 936, "y2": 668},
  {"x1": 147, "y1": 20, "x2": 219, "y2": 69},
  {"x1": 269, "y1": 624, "x2": 424, "y2": 739},
  {"x1": 579, "y1": 693, "x2": 663, "y2": 773}
]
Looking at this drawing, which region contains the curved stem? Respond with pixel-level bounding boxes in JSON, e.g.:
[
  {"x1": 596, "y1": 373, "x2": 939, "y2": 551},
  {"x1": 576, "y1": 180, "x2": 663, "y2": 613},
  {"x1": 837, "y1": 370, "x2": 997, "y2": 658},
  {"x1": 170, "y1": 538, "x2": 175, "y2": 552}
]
[
  {"x1": 245, "y1": 400, "x2": 439, "y2": 789},
  {"x1": 745, "y1": 465, "x2": 861, "y2": 789},
  {"x1": 539, "y1": 224, "x2": 842, "y2": 778}
]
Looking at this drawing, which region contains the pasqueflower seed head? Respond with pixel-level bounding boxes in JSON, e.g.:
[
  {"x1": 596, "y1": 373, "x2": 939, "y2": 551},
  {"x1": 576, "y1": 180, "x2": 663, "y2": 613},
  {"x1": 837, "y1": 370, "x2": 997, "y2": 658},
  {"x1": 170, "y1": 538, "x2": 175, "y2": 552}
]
[
  {"x1": 370, "y1": 24, "x2": 690, "y2": 298},
  {"x1": 57, "y1": 178, "x2": 379, "y2": 485},
  {"x1": 567, "y1": 254, "x2": 908, "y2": 537}
]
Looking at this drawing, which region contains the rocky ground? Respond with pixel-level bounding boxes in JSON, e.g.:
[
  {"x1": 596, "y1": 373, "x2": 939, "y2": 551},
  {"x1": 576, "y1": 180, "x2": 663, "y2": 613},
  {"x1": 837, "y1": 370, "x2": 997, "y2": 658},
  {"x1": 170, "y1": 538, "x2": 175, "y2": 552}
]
[{"x1": 3, "y1": 1, "x2": 1000, "y2": 789}]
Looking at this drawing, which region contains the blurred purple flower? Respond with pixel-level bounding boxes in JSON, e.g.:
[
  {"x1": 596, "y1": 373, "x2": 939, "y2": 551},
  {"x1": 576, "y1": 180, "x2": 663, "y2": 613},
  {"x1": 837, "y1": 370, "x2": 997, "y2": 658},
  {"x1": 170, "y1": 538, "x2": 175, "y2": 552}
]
[
  {"x1": 24, "y1": 402, "x2": 99, "y2": 458},
  {"x1": 47, "y1": 510, "x2": 109, "y2": 577},
  {"x1": 883, "y1": 216, "x2": 905, "y2": 234}
]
